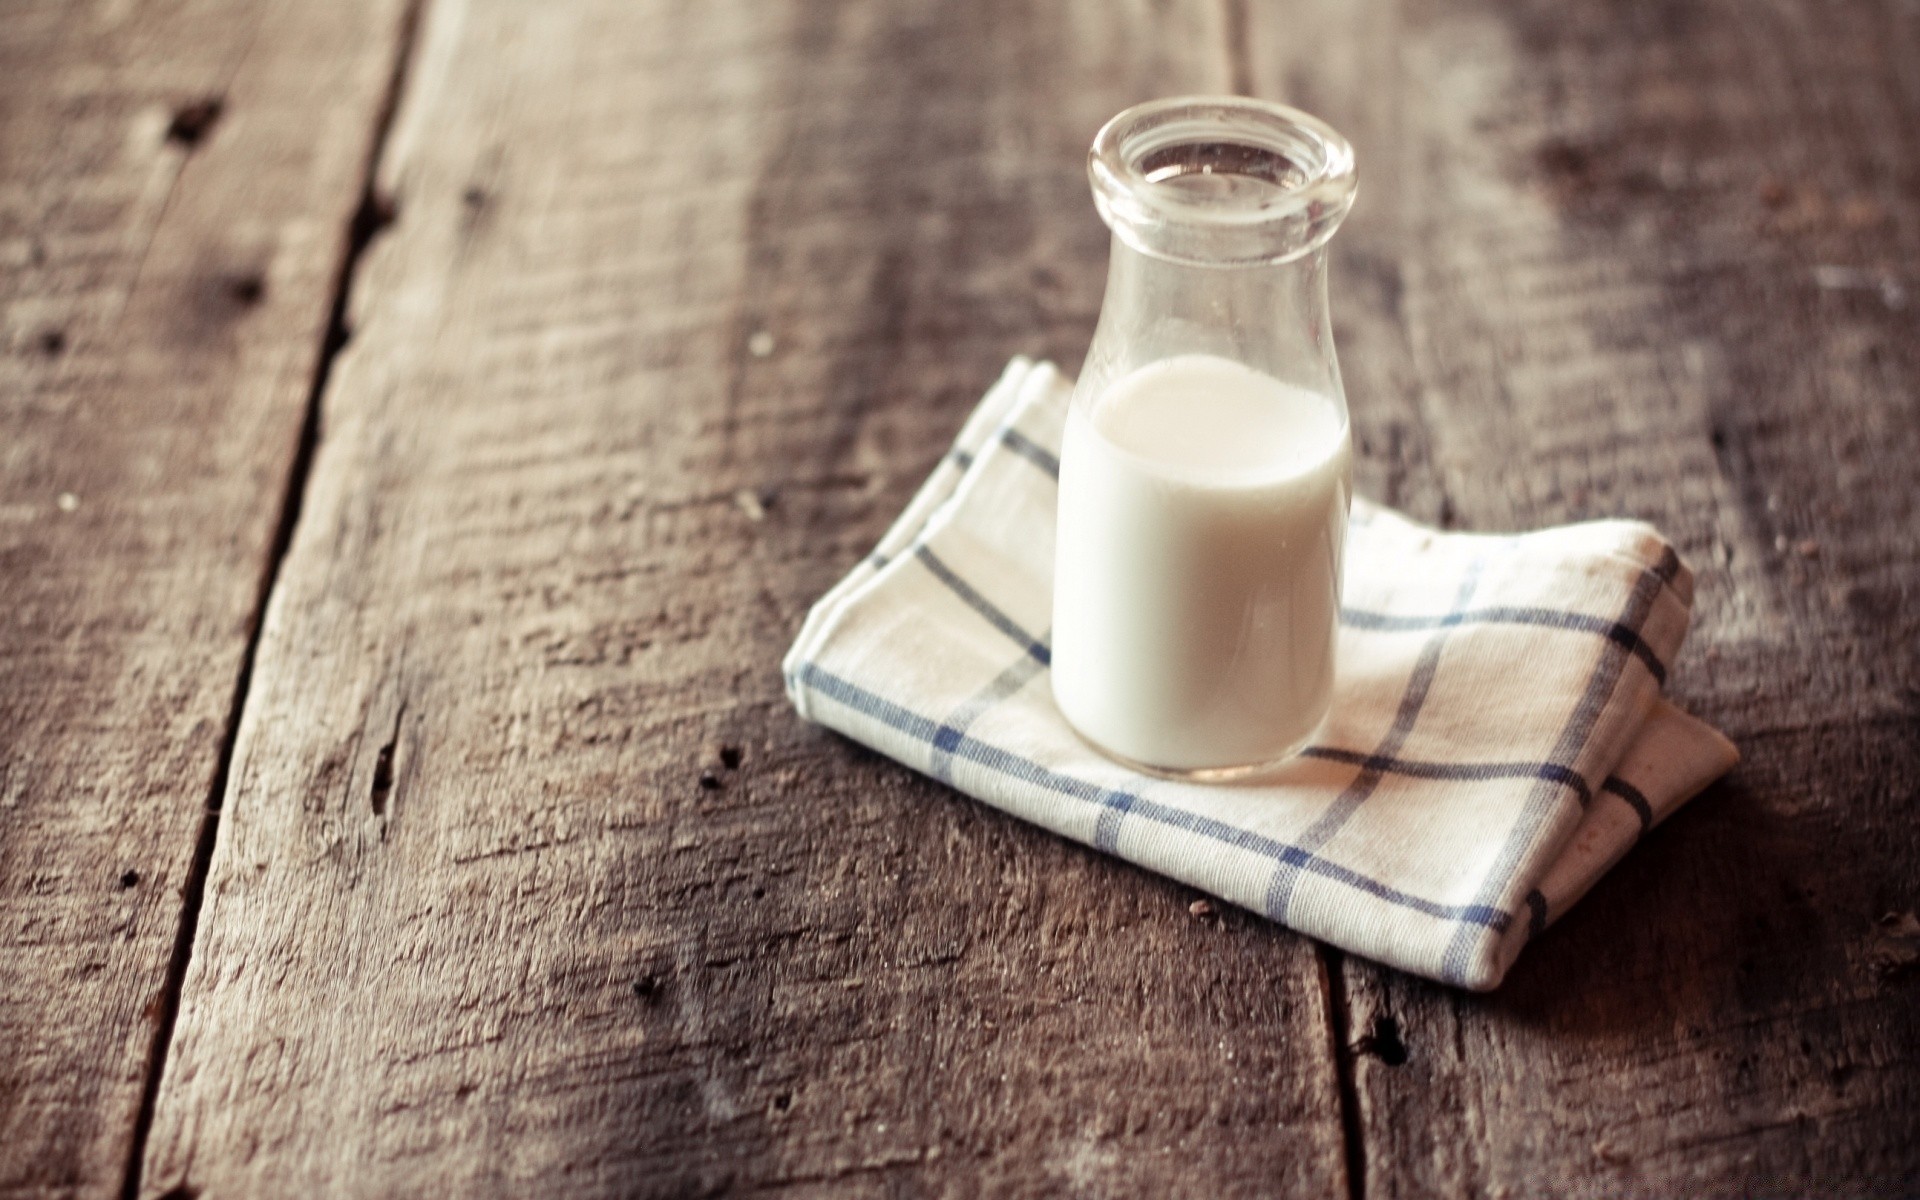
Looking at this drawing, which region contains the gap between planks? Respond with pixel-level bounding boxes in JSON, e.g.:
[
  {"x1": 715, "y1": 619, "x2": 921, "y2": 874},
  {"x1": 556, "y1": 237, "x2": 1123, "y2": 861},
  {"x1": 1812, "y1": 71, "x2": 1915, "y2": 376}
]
[
  {"x1": 115, "y1": 3, "x2": 431, "y2": 1197},
  {"x1": 1321, "y1": 943, "x2": 1368, "y2": 1200}
]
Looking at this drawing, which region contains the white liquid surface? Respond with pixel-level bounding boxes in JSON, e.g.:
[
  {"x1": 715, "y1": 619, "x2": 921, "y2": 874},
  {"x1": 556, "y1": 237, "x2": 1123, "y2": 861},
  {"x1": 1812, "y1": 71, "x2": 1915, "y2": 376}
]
[{"x1": 1052, "y1": 354, "x2": 1352, "y2": 773}]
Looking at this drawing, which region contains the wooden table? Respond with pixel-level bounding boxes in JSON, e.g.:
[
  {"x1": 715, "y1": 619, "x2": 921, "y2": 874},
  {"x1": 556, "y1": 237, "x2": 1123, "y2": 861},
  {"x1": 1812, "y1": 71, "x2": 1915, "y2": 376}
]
[{"x1": 4, "y1": 0, "x2": 1916, "y2": 1195}]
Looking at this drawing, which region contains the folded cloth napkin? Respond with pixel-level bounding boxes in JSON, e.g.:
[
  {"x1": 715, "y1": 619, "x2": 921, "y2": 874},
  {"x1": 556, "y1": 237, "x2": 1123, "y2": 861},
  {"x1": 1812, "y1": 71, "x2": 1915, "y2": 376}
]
[{"x1": 784, "y1": 358, "x2": 1738, "y2": 990}]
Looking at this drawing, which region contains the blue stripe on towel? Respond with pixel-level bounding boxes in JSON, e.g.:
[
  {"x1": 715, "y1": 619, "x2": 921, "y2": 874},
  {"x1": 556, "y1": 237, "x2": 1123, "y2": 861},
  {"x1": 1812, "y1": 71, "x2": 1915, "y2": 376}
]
[
  {"x1": 914, "y1": 546, "x2": 1051, "y2": 667},
  {"x1": 1297, "y1": 749, "x2": 1595, "y2": 807},
  {"x1": 1340, "y1": 605, "x2": 1669, "y2": 685},
  {"x1": 1600, "y1": 775, "x2": 1654, "y2": 832},
  {"x1": 999, "y1": 427, "x2": 1060, "y2": 478}
]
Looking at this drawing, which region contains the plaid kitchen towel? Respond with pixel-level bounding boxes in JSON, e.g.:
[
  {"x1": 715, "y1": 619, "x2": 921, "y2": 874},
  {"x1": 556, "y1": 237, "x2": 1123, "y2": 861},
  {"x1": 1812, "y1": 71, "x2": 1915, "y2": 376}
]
[{"x1": 784, "y1": 358, "x2": 1738, "y2": 990}]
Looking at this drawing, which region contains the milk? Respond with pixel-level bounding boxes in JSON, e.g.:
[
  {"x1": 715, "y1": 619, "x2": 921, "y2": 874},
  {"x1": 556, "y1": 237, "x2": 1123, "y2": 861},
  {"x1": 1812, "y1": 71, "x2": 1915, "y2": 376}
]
[{"x1": 1052, "y1": 354, "x2": 1352, "y2": 774}]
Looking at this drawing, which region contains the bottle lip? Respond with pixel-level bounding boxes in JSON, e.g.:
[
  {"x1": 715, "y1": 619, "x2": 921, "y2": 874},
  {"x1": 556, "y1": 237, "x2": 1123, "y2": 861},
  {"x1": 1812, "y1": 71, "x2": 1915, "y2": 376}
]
[{"x1": 1089, "y1": 95, "x2": 1357, "y2": 267}]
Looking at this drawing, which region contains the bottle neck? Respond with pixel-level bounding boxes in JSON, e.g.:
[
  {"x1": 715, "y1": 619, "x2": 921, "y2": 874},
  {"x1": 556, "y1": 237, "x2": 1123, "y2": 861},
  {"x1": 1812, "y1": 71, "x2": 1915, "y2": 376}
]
[{"x1": 1076, "y1": 234, "x2": 1344, "y2": 408}]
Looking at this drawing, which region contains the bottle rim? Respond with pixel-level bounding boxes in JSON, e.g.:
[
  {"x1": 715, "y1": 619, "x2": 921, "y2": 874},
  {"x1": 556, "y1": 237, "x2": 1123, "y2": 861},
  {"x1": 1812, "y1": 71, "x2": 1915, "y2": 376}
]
[{"x1": 1089, "y1": 95, "x2": 1357, "y2": 267}]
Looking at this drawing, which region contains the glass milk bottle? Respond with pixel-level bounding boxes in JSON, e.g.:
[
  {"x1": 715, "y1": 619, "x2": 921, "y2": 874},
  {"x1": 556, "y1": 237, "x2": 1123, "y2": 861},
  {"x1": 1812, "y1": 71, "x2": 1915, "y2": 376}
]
[{"x1": 1051, "y1": 96, "x2": 1358, "y2": 780}]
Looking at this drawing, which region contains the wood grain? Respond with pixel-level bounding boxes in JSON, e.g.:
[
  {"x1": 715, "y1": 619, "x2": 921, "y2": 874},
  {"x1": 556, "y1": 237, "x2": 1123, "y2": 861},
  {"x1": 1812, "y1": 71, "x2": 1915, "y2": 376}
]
[
  {"x1": 0, "y1": 1, "x2": 410, "y2": 1195},
  {"x1": 138, "y1": 1, "x2": 1351, "y2": 1195},
  {"x1": 8, "y1": 0, "x2": 1911, "y2": 1193},
  {"x1": 1247, "y1": 0, "x2": 1920, "y2": 1193}
]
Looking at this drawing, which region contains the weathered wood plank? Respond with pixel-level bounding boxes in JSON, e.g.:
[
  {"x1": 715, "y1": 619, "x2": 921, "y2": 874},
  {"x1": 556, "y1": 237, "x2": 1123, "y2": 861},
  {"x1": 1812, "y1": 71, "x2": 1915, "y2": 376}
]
[
  {"x1": 139, "y1": 1, "x2": 1351, "y2": 1195},
  {"x1": 0, "y1": 2, "x2": 411, "y2": 1196},
  {"x1": 1249, "y1": 0, "x2": 1920, "y2": 1192}
]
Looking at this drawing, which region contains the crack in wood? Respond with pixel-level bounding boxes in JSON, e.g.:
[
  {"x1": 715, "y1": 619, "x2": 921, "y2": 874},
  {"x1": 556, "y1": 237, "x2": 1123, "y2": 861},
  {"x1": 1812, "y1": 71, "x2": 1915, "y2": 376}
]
[
  {"x1": 164, "y1": 98, "x2": 225, "y2": 149},
  {"x1": 369, "y1": 700, "x2": 405, "y2": 817},
  {"x1": 116, "y1": 3, "x2": 430, "y2": 1197},
  {"x1": 1351, "y1": 1014, "x2": 1409, "y2": 1066},
  {"x1": 1320, "y1": 944, "x2": 1367, "y2": 1200}
]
